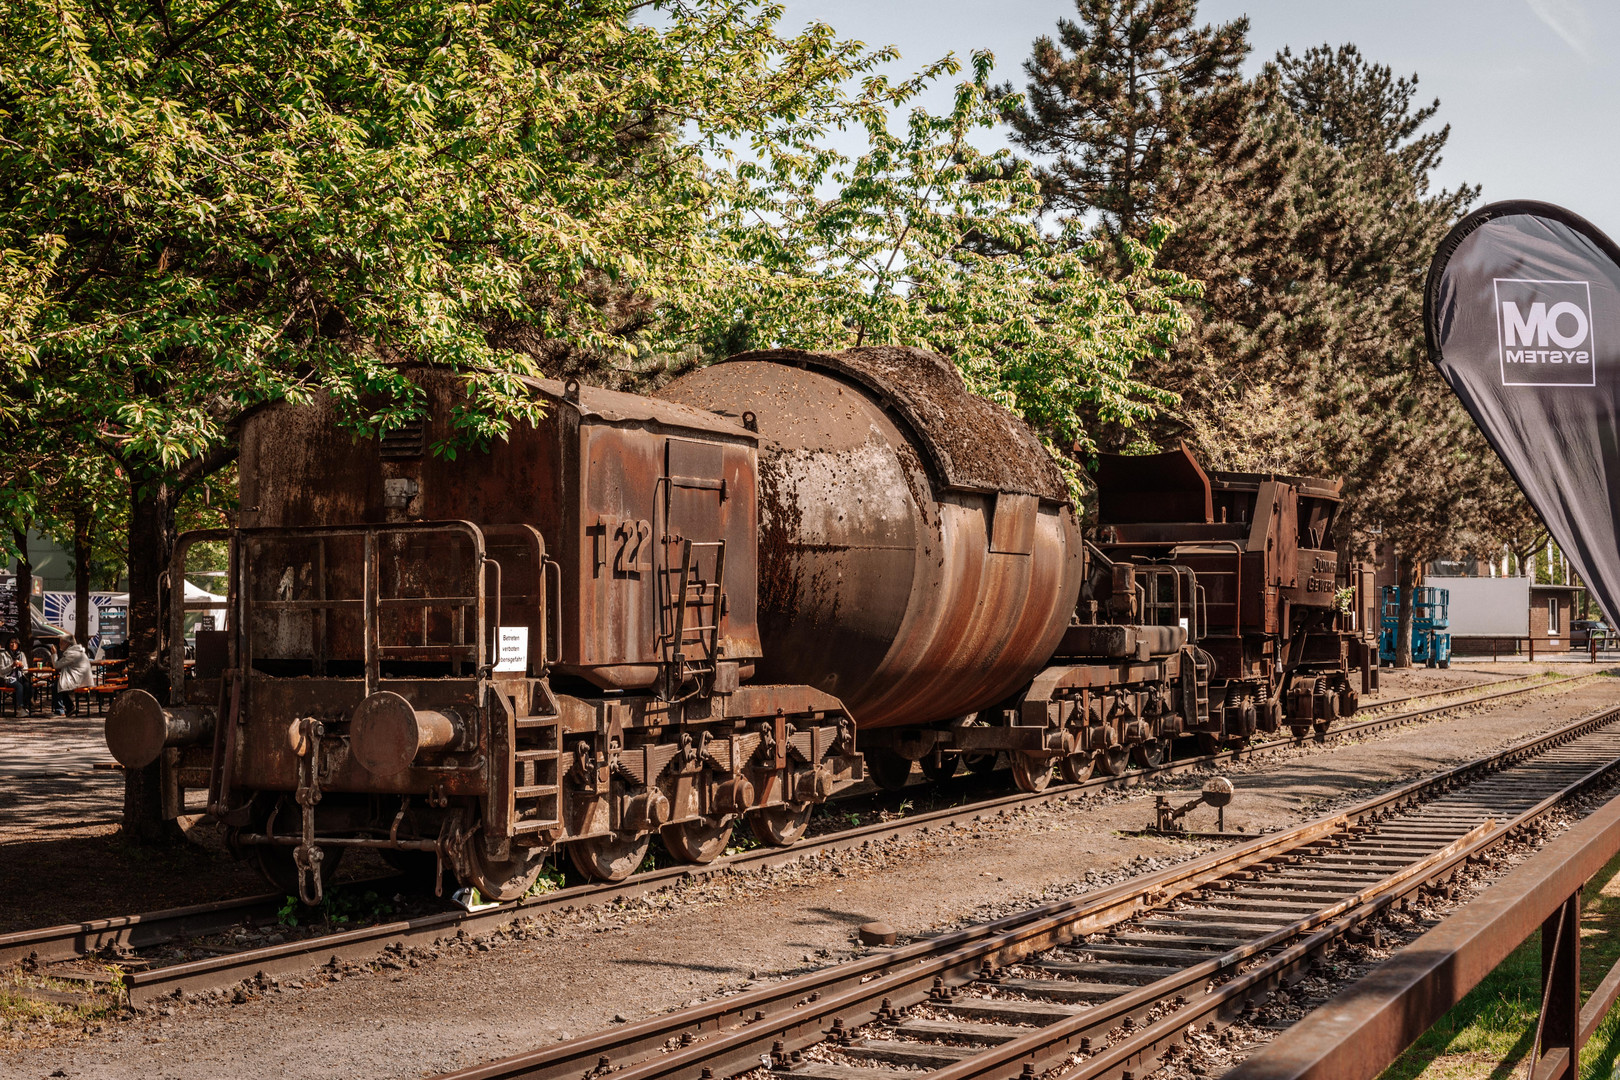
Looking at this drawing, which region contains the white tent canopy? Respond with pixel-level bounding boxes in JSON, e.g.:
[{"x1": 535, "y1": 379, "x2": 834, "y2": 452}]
[
  {"x1": 183, "y1": 580, "x2": 226, "y2": 603},
  {"x1": 184, "y1": 579, "x2": 230, "y2": 630}
]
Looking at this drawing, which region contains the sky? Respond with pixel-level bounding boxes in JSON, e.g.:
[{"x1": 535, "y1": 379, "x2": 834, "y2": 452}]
[{"x1": 775, "y1": 0, "x2": 1620, "y2": 236}]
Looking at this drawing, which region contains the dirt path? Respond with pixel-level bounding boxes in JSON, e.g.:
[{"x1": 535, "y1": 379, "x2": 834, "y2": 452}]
[{"x1": 3, "y1": 670, "x2": 1615, "y2": 1078}]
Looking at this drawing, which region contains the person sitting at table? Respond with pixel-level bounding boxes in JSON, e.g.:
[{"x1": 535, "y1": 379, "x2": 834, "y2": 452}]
[
  {"x1": 52, "y1": 633, "x2": 92, "y2": 716},
  {"x1": 3, "y1": 637, "x2": 27, "y2": 714},
  {"x1": 0, "y1": 638, "x2": 18, "y2": 714}
]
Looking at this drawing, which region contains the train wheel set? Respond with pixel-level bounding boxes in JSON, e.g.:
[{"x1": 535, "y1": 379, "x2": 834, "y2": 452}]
[{"x1": 105, "y1": 346, "x2": 1377, "y2": 903}]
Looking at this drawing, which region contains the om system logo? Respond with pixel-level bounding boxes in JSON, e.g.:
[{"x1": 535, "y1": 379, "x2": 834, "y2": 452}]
[{"x1": 1493, "y1": 278, "x2": 1596, "y2": 387}]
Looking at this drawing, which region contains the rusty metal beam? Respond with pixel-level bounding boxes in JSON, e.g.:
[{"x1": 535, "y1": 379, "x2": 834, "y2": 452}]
[
  {"x1": 1226, "y1": 788, "x2": 1620, "y2": 1080},
  {"x1": 1580, "y1": 951, "x2": 1620, "y2": 1045}
]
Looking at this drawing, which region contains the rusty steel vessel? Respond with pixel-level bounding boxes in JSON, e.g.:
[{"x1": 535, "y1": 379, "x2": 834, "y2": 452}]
[
  {"x1": 658, "y1": 348, "x2": 1084, "y2": 730},
  {"x1": 105, "y1": 346, "x2": 1373, "y2": 902}
]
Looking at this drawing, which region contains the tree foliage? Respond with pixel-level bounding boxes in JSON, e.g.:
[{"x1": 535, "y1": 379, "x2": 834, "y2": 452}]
[
  {"x1": 1005, "y1": 4, "x2": 1534, "y2": 569},
  {"x1": 998, "y1": 0, "x2": 1251, "y2": 241},
  {"x1": 682, "y1": 51, "x2": 1197, "y2": 468},
  {"x1": 0, "y1": 0, "x2": 909, "y2": 462}
]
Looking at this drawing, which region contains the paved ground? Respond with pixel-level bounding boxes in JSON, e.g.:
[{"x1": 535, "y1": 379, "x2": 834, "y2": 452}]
[
  {"x1": 2, "y1": 665, "x2": 1614, "y2": 1078},
  {"x1": 0, "y1": 713, "x2": 121, "y2": 842}
]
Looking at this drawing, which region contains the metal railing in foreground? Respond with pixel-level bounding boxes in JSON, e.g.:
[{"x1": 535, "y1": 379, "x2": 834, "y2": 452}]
[{"x1": 1228, "y1": 787, "x2": 1620, "y2": 1080}]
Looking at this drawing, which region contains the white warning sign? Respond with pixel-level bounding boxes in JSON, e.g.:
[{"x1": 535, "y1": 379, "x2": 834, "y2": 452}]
[{"x1": 495, "y1": 626, "x2": 529, "y2": 673}]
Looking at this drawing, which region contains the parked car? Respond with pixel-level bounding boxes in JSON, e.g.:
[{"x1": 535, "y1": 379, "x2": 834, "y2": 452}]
[{"x1": 1572, "y1": 619, "x2": 1610, "y2": 649}]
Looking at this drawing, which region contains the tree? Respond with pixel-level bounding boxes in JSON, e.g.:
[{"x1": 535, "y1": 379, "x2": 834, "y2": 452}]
[
  {"x1": 998, "y1": 0, "x2": 1252, "y2": 244},
  {"x1": 0, "y1": 0, "x2": 900, "y2": 835},
  {"x1": 1003, "y1": 9, "x2": 1541, "y2": 665}
]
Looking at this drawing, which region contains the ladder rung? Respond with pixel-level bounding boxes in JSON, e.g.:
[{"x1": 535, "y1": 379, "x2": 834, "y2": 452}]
[
  {"x1": 514, "y1": 784, "x2": 558, "y2": 799},
  {"x1": 516, "y1": 717, "x2": 558, "y2": 728},
  {"x1": 512, "y1": 819, "x2": 560, "y2": 833},
  {"x1": 515, "y1": 748, "x2": 558, "y2": 762}
]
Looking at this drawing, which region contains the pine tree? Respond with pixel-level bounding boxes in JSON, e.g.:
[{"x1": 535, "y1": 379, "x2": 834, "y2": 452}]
[{"x1": 999, "y1": 0, "x2": 1252, "y2": 240}]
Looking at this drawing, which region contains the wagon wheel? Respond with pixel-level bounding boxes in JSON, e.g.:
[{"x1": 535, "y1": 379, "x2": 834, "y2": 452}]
[
  {"x1": 1289, "y1": 725, "x2": 1311, "y2": 739},
  {"x1": 1194, "y1": 732, "x2": 1222, "y2": 757},
  {"x1": 963, "y1": 751, "x2": 1000, "y2": 776},
  {"x1": 252, "y1": 843, "x2": 345, "y2": 900},
  {"x1": 467, "y1": 840, "x2": 548, "y2": 900},
  {"x1": 1010, "y1": 751, "x2": 1053, "y2": 793},
  {"x1": 1092, "y1": 745, "x2": 1130, "y2": 777},
  {"x1": 660, "y1": 818, "x2": 735, "y2": 865},
  {"x1": 567, "y1": 832, "x2": 651, "y2": 883},
  {"x1": 1131, "y1": 739, "x2": 1166, "y2": 769},
  {"x1": 747, "y1": 803, "x2": 813, "y2": 847},
  {"x1": 1312, "y1": 693, "x2": 1339, "y2": 738},
  {"x1": 864, "y1": 748, "x2": 914, "y2": 792},
  {"x1": 919, "y1": 753, "x2": 960, "y2": 783},
  {"x1": 1058, "y1": 752, "x2": 1093, "y2": 784}
]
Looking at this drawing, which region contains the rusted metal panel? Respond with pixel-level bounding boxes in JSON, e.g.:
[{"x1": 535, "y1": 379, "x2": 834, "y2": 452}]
[
  {"x1": 705, "y1": 346, "x2": 1070, "y2": 500},
  {"x1": 239, "y1": 368, "x2": 764, "y2": 691},
  {"x1": 657, "y1": 354, "x2": 1084, "y2": 730},
  {"x1": 1287, "y1": 548, "x2": 1341, "y2": 607},
  {"x1": 1093, "y1": 447, "x2": 1214, "y2": 524},
  {"x1": 575, "y1": 421, "x2": 663, "y2": 680},
  {"x1": 234, "y1": 677, "x2": 484, "y2": 795},
  {"x1": 989, "y1": 493, "x2": 1038, "y2": 555}
]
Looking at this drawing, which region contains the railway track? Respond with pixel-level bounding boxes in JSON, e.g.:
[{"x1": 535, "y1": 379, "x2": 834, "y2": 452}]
[
  {"x1": 433, "y1": 700, "x2": 1620, "y2": 1080},
  {"x1": 1356, "y1": 668, "x2": 1565, "y2": 715},
  {"x1": 2, "y1": 667, "x2": 1606, "y2": 1006}
]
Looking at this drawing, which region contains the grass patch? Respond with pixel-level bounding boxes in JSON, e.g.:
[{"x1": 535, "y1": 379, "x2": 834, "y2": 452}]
[
  {"x1": 0, "y1": 966, "x2": 125, "y2": 1037},
  {"x1": 1381, "y1": 849, "x2": 1620, "y2": 1080}
]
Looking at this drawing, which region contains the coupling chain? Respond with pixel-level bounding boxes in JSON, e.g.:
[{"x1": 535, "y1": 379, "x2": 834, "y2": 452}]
[{"x1": 293, "y1": 717, "x2": 326, "y2": 906}]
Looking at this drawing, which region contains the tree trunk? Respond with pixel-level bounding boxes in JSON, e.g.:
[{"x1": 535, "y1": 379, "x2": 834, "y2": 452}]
[
  {"x1": 13, "y1": 526, "x2": 31, "y2": 659},
  {"x1": 1395, "y1": 554, "x2": 1416, "y2": 668},
  {"x1": 73, "y1": 508, "x2": 91, "y2": 653},
  {"x1": 123, "y1": 473, "x2": 184, "y2": 843}
]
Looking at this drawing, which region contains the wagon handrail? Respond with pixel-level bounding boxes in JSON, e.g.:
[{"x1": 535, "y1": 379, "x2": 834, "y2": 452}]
[{"x1": 168, "y1": 528, "x2": 236, "y2": 699}]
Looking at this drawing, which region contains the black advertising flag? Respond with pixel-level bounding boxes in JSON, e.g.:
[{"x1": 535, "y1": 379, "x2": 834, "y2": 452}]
[{"x1": 1425, "y1": 200, "x2": 1620, "y2": 623}]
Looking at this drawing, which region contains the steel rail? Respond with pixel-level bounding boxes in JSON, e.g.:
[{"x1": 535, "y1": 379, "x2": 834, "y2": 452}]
[
  {"x1": 428, "y1": 701, "x2": 1620, "y2": 1080},
  {"x1": 6, "y1": 670, "x2": 1602, "y2": 1003},
  {"x1": 1357, "y1": 670, "x2": 1556, "y2": 714},
  {"x1": 1226, "y1": 755, "x2": 1620, "y2": 1080}
]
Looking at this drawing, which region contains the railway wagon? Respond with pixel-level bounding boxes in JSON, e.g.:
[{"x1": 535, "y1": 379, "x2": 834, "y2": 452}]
[
  {"x1": 105, "y1": 346, "x2": 1375, "y2": 901},
  {"x1": 657, "y1": 346, "x2": 1089, "y2": 791},
  {"x1": 1091, "y1": 448, "x2": 1375, "y2": 742},
  {"x1": 105, "y1": 367, "x2": 867, "y2": 901}
]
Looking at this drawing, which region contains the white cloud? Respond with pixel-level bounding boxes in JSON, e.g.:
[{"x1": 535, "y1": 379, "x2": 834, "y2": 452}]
[{"x1": 1526, "y1": 0, "x2": 1594, "y2": 60}]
